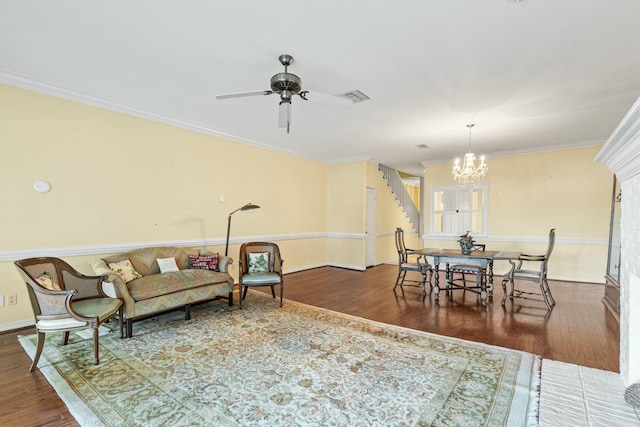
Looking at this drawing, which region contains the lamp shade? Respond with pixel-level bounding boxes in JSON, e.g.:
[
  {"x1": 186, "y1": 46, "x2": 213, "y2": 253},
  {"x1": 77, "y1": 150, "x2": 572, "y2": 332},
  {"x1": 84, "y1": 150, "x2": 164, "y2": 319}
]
[{"x1": 225, "y1": 203, "x2": 261, "y2": 256}]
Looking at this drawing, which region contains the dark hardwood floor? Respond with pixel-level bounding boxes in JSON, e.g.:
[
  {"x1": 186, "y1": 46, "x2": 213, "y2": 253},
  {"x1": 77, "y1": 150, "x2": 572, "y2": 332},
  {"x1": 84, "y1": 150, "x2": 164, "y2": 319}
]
[{"x1": 0, "y1": 264, "x2": 619, "y2": 426}]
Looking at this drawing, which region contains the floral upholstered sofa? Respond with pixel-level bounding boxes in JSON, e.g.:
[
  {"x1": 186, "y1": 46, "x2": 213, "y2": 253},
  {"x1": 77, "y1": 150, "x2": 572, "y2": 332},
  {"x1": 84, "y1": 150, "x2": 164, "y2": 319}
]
[{"x1": 91, "y1": 246, "x2": 233, "y2": 337}]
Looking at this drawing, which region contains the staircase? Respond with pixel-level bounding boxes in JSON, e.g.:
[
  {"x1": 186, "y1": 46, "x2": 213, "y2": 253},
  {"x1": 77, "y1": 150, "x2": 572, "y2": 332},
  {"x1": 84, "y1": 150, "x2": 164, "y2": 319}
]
[{"x1": 378, "y1": 164, "x2": 421, "y2": 234}]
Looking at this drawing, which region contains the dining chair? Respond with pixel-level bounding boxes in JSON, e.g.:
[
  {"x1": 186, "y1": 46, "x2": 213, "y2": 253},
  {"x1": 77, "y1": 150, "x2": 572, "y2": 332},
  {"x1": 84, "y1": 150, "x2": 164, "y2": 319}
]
[
  {"x1": 14, "y1": 257, "x2": 123, "y2": 371},
  {"x1": 446, "y1": 243, "x2": 490, "y2": 302},
  {"x1": 501, "y1": 228, "x2": 556, "y2": 310},
  {"x1": 238, "y1": 242, "x2": 284, "y2": 308},
  {"x1": 393, "y1": 227, "x2": 432, "y2": 295}
]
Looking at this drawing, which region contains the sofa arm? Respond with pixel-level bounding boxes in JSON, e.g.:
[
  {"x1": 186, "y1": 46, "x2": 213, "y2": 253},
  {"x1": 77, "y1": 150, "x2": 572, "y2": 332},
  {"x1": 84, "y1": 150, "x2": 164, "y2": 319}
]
[
  {"x1": 90, "y1": 258, "x2": 135, "y2": 317},
  {"x1": 218, "y1": 256, "x2": 233, "y2": 273}
]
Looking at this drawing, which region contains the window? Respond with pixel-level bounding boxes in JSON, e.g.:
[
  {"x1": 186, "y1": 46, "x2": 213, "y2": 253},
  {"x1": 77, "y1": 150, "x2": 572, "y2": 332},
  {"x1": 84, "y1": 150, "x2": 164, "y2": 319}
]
[{"x1": 430, "y1": 184, "x2": 488, "y2": 236}]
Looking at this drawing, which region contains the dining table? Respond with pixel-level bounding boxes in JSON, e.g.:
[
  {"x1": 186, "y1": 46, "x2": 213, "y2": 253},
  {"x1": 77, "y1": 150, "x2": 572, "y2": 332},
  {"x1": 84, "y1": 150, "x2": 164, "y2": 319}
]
[{"x1": 415, "y1": 248, "x2": 521, "y2": 305}]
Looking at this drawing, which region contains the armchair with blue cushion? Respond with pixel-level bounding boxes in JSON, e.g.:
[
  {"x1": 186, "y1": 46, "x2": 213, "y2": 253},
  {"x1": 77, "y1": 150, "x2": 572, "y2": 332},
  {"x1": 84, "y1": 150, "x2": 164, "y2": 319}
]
[{"x1": 238, "y1": 242, "x2": 284, "y2": 308}]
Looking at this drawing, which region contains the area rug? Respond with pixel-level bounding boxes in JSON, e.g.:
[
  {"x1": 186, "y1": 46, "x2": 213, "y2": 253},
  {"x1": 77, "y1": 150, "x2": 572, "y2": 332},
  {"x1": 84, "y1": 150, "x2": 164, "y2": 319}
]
[{"x1": 19, "y1": 291, "x2": 540, "y2": 426}]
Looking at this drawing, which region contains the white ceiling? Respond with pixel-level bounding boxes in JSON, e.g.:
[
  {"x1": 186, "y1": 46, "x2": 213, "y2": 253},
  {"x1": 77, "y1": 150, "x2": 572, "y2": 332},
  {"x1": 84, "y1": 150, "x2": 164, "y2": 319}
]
[{"x1": 2, "y1": 0, "x2": 640, "y2": 176}]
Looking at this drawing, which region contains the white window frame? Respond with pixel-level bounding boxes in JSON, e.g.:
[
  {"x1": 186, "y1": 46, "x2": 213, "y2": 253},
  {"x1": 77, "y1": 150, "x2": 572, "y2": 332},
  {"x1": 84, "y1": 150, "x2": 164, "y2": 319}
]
[{"x1": 430, "y1": 183, "x2": 489, "y2": 237}]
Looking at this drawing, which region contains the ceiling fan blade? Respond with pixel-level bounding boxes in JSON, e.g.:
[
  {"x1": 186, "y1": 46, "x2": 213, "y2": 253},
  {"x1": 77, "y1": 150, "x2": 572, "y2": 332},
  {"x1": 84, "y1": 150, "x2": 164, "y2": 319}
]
[
  {"x1": 215, "y1": 90, "x2": 273, "y2": 99},
  {"x1": 278, "y1": 101, "x2": 291, "y2": 133},
  {"x1": 300, "y1": 91, "x2": 353, "y2": 108}
]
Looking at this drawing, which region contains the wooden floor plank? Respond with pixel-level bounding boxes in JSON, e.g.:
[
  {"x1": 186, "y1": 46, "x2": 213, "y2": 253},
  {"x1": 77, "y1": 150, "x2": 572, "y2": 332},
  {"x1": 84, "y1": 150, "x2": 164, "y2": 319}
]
[{"x1": 0, "y1": 264, "x2": 619, "y2": 426}]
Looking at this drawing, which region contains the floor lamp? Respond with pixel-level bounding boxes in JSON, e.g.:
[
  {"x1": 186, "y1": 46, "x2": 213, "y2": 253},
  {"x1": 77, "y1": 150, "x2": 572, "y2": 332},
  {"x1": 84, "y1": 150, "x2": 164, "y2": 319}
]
[{"x1": 225, "y1": 203, "x2": 260, "y2": 256}]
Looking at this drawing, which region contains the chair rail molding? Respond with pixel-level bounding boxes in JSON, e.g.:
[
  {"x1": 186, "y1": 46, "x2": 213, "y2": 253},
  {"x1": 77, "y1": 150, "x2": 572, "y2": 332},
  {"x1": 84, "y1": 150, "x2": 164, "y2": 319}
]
[{"x1": 0, "y1": 233, "x2": 328, "y2": 262}]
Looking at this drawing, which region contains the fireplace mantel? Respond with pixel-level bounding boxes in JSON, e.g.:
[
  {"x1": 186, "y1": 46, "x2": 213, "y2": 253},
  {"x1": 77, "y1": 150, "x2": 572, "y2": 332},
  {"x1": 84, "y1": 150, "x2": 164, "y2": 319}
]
[{"x1": 596, "y1": 95, "x2": 640, "y2": 386}]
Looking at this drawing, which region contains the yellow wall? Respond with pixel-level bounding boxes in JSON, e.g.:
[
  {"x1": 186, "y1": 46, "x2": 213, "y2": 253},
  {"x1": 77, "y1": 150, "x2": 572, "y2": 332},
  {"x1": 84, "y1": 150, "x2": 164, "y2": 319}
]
[
  {"x1": 423, "y1": 146, "x2": 613, "y2": 282},
  {"x1": 0, "y1": 84, "x2": 331, "y2": 328},
  {"x1": 404, "y1": 183, "x2": 420, "y2": 212}
]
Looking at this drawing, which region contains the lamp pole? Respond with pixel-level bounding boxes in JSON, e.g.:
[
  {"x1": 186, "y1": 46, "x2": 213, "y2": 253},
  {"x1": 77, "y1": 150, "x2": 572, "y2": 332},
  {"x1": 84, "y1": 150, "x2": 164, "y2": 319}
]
[{"x1": 225, "y1": 203, "x2": 260, "y2": 256}]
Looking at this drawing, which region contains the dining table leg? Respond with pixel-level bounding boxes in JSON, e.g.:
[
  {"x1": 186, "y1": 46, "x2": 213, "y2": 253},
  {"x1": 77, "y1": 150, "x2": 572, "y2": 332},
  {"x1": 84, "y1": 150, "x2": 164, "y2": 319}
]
[{"x1": 433, "y1": 260, "x2": 440, "y2": 301}]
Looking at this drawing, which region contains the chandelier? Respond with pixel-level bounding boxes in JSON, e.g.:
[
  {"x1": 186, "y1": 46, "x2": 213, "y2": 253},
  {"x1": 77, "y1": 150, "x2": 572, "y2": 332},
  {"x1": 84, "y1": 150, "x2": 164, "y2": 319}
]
[{"x1": 452, "y1": 124, "x2": 488, "y2": 185}]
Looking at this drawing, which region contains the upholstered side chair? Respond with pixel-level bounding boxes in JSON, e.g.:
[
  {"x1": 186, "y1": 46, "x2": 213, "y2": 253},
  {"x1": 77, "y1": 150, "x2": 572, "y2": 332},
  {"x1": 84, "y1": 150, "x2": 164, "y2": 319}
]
[
  {"x1": 238, "y1": 242, "x2": 284, "y2": 308},
  {"x1": 15, "y1": 257, "x2": 123, "y2": 371}
]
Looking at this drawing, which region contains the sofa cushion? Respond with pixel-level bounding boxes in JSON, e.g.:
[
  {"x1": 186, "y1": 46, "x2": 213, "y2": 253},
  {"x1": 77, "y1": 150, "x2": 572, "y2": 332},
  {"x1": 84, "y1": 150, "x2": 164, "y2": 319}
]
[
  {"x1": 157, "y1": 257, "x2": 179, "y2": 273},
  {"x1": 103, "y1": 247, "x2": 199, "y2": 276},
  {"x1": 36, "y1": 273, "x2": 62, "y2": 291},
  {"x1": 248, "y1": 252, "x2": 270, "y2": 273},
  {"x1": 126, "y1": 269, "x2": 232, "y2": 301},
  {"x1": 108, "y1": 259, "x2": 143, "y2": 283},
  {"x1": 188, "y1": 254, "x2": 219, "y2": 271}
]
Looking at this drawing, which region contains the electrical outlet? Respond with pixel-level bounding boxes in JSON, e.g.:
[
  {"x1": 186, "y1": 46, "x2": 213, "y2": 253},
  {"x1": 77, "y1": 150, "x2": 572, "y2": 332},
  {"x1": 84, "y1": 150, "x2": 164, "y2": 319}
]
[{"x1": 8, "y1": 294, "x2": 17, "y2": 305}]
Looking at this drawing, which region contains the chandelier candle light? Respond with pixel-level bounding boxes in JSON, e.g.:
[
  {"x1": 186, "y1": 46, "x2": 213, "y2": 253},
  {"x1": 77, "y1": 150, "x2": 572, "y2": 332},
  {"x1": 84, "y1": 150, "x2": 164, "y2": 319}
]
[{"x1": 452, "y1": 124, "x2": 488, "y2": 185}]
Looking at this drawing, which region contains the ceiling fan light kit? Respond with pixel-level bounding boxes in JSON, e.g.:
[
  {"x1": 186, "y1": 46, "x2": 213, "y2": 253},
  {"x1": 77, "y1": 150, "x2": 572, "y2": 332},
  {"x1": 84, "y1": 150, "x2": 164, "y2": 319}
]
[{"x1": 215, "y1": 54, "x2": 352, "y2": 133}]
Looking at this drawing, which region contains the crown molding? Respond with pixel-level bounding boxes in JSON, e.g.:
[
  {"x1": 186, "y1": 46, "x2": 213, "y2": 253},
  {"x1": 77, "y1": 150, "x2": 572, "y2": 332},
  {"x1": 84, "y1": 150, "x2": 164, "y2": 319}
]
[
  {"x1": 421, "y1": 139, "x2": 605, "y2": 167},
  {"x1": 0, "y1": 70, "x2": 328, "y2": 165},
  {"x1": 595, "y1": 96, "x2": 640, "y2": 181}
]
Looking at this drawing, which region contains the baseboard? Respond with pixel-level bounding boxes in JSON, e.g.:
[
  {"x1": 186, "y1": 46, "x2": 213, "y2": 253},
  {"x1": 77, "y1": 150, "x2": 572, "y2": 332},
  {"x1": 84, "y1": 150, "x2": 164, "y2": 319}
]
[
  {"x1": 0, "y1": 318, "x2": 34, "y2": 333},
  {"x1": 327, "y1": 263, "x2": 366, "y2": 271}
]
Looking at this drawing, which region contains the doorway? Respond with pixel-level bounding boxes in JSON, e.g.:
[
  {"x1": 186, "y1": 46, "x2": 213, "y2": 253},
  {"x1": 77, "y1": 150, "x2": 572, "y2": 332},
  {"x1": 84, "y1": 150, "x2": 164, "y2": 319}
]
[{"x1": 366, "y1": 187, "x2": 377, "y2": 267}]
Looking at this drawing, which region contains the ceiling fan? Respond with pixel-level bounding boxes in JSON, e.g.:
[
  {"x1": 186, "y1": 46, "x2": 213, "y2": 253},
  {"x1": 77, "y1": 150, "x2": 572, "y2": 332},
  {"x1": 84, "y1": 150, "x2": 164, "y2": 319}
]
[{"x1": 215, "y1": 54, "x2": 352, "y2": 133}]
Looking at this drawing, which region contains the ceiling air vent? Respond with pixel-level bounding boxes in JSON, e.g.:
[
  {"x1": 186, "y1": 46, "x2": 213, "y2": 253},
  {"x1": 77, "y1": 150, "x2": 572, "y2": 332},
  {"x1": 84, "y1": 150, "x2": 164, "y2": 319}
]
[
  {"x1": 416, "y1": 144, "x2": 430, "y2": 149},
  {"x1": 339, "y1": 90, "x2": 370, "y2": 103}
]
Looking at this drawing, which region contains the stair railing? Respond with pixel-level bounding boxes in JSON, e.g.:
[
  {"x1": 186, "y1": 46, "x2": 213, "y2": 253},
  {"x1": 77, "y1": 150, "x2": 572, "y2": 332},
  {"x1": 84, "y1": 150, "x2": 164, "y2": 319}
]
[{"x1": 378, "y1": 164, "x2": 421, "y2": 234}]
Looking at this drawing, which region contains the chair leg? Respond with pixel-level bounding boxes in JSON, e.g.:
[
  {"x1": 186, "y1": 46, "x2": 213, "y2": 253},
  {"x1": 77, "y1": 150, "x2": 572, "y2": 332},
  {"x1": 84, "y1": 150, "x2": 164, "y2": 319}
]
[
  {"x1": 501, "y1": 277, "x2": 509, "y2": 306},
  {"x1": 184, "y1": 304, "x2": 191, "y2": 320},
  {"x1": 93, "y1": 328, "x2": 100, "y2": 365},
  {"x1": 240, "y1": 285, "x2": 247, "y2": 309},
  {"x1": 478, "y1": 273, "x2": 487, "y2": 305},
  {"x1": 393, "y1": 269, "x2": 404, "y2": 291},
  {"x1": 420, "y1": 271, "x2": 427, "y2": 295},
  {"x1": 270, "y1": 285, "x2": 276, "y2": 299},
  {"x1": 540, "y1": 277, "x2": 556, "y2": 309},
  {"x1": 30, "y1": 332, "x2": 46, "y2": 372},
  {"x1": 279, "y1": 283, "x2": 283, "y2": 307},
  {"x1": 126, "y1": 319, "x2": 133, "y2": 338},
  {"x1": 118, "y1": 306, "x2": 124, "y2": 339},
  {"x1": 62, "y1": 331, "x2": 70, "y2": 346},
  {"x1": 228, "y1": 291, "x2": 234, "y2": 306}
]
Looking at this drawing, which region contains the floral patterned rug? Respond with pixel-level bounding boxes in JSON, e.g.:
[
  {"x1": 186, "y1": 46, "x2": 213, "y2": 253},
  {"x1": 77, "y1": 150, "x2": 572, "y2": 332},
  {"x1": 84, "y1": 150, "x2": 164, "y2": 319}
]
[{"x1": 19, "y1": 291, "x2": 540, "y2": 426}]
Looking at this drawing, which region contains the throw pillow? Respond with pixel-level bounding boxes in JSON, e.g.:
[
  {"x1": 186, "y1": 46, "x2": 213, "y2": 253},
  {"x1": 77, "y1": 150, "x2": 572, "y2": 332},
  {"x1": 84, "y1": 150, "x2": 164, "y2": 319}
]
[
  {"x1": 248, "y1": 252, "x2": 270, "y2": 273},
  {"x1": 157, "y1": 257, "x2": 180, "y2": 273},
  {"x1": 36, "y1": 273, "x2": 61, "y2": 291},
  {"x1": 188, "y1": 254, "x2": 219, "y2": 271},
  {"x1": 108, "y1": 259, "x2": 143, "y2": 283}
]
